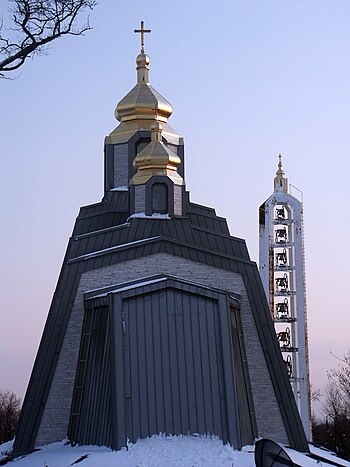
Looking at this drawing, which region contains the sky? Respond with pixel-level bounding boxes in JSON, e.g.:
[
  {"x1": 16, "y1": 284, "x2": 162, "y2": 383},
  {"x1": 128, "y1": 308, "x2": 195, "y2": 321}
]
[{"x1": 1, "y1": 0, "x2": 349, "y2": 417}]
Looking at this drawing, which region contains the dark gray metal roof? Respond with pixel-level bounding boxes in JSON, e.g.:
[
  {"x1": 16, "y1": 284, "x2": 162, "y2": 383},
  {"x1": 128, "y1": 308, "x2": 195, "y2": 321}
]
[{"x1": 13, "y1": 190, "x2": 308, "y2": 455}]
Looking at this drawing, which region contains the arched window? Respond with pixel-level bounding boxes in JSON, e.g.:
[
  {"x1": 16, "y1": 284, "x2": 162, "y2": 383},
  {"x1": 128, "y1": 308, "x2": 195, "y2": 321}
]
[{"x1": 152, "y1": 183, "x2": 168, "y2": 214}]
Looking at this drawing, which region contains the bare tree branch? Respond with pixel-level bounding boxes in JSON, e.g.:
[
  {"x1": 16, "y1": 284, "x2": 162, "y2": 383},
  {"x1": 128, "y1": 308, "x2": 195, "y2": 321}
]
[{"x1": 0, "y1": 0, "x2": 96, "y2": 77}]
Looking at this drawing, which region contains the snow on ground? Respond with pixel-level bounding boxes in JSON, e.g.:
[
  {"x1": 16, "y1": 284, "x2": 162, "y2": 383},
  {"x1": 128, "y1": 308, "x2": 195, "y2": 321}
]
[
  {"x1": 2, "y1": 435, "x2": 350, "y2": 466},
  {"x1": 0, "y1": 439, "x2": 14, "y2": 461},
  {"x1": 1, "y1": 435, "x2": 256, "y2": 467},
  {"x1": 309, "y1": 444, "x2": 350, "y2": 467}
]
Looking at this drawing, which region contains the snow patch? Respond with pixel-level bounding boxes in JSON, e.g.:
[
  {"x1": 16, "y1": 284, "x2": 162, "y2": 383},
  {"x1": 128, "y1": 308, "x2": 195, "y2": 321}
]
[
  {"x1": 128, "y1": 212, "x2": 171, "y2": 220},
  {"x1": 69, "y1": 237, "x2": 162, "y2": 262},
  {"x1": 0, "y1": 438, "x2": 14, "y2": 460},
  {"x1": 86, "y1": 277, "x2": 168, "y2": 298}
]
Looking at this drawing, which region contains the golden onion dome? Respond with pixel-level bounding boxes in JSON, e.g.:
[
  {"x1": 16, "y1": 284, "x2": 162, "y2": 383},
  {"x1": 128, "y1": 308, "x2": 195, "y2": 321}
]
[
  {"x1": 130, "y1": 122, "x2": 184, "y2": 186},
  {"x1": 115, "y1": 53, "x2": 173, "y2": 123}
]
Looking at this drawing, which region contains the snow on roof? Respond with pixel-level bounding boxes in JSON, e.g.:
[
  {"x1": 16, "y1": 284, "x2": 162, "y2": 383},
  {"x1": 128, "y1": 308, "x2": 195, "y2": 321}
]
[
  {"x1": 86, "y1": 277, "x2": 168, "y2": 298},
  {"x1": 128, "y1": 212, "x2": 171, "y2": 220},
  {"x1": 69, "y1": 236, "x2": 162, "y2": 262}
]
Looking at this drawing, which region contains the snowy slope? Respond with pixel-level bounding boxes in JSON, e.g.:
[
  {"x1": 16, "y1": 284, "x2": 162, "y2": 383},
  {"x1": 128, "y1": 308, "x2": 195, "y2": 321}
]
[
  {"x1": 1, "y1": 435, "x2": 255, "y2": 467},
  {"x1": 1, "y1": 435, "x2": 350, "y2": 467}
]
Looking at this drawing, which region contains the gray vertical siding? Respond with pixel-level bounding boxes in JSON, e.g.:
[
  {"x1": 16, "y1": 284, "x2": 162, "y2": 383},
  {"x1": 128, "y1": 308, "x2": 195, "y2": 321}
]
[
  {"x1": 71, "y1": 307, "x2": 113, "y2": 447},
  {"x1": 69, "y1": 277, "x2": 256, "y2": 450},
  {"x1": 122, "y1": 288, "x2": 227, "y2": 444}
]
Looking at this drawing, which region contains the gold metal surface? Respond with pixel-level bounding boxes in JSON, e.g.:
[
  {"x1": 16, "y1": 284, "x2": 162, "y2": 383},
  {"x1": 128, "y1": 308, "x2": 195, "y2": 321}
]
[
  {"x1": 108, "y1": 121, "x2": 182, "y2": 145},
  {"x1": 115, "y1": 83, "x2": 173, "y2": 122},
  {"x1": 109, "y1": 28, "x2": 182, "y2": 146},
  {"x1": 131, "y1": 122, "x2": 184, "y2": 186}
]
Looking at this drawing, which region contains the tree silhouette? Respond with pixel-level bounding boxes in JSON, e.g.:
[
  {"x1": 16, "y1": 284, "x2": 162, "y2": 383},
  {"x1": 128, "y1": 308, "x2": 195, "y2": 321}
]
[
  {"x1": 0, "y1": 390, "x2": 21, "y2": 443},
  {"x1": 0, "y1": 0, "x2": 96, "y2": 77}
]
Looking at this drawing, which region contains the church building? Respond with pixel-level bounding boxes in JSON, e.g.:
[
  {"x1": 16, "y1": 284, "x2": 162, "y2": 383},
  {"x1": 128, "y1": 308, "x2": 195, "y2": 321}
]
[{"x1": 14, "y1": 24, "x2": 308, "y2": 455}]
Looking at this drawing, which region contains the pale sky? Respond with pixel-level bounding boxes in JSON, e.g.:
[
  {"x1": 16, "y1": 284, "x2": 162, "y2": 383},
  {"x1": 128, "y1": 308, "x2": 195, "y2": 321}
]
[{"x1": 1, "y1": 0, "x2": 349, "y2": 417}]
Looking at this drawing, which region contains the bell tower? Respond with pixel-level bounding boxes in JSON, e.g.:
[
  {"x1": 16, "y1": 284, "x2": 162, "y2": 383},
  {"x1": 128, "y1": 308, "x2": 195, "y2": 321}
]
[{"x1": 259, "y1": 156, "x2": 311, "y2": 440}]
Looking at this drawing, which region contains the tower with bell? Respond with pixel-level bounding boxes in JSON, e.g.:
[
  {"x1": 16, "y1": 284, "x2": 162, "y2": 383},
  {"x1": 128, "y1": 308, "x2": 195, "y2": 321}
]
[
  {"x1": 259, "y1": 155, "x2": 311, "y2": 439},
  {"x1": 13, "y1": 25, "x2": 308, "y2": 456}
]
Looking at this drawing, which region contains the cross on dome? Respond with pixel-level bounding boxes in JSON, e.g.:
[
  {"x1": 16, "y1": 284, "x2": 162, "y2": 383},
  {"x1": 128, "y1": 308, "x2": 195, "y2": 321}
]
[{"x1": 134, "y1": 21, "x2": 151, "y2": 53}]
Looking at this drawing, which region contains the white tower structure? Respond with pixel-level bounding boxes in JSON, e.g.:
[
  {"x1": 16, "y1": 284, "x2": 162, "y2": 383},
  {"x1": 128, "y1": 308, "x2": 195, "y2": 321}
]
[{"x1": 259, "y1": 155, "x2": 311, "y2": 439}]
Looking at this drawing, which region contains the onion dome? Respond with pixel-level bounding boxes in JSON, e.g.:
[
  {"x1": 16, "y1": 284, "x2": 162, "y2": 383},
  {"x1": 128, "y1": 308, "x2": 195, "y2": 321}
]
[
  {"x1": 130, "y1": 122, "x2": 184, "y2": 186},
  {"x1": 115, "y1": 52, "x2": 173, "y2": 123}
]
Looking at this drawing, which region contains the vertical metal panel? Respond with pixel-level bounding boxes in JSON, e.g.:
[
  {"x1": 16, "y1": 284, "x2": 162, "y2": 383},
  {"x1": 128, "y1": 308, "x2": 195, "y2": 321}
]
[
  {"x1": 181, "y1": 291, "x2": 198, "y2": 433},
  {"x1": 167, "y1": 288, "x2": 181, "y2": 435},
  {"x1": 152, "y1": 290, "x2": 165, "y2": 433},
  {"x1": 137, "y1": 294, "x2": 149, "y2": 439},
  {"x1": 218, "y1": 294, "x2": 240, "y2": 448},
  {"x1": 111, "y1": 294, "x2": 125, "y2": 450},
  {"x1": 118, "y1": 283, "x2": 238, "y2": 446},
  {"x1": 174, "y1": 290, "x2": 190, "y2": 434},
  {"x1": 190, "y1": 293, "x2": 205, "y2": 434},
  {"x1": 159, "y1": 289, "x2": 174, "y2": 434},
  {"x1": 229, "y1": 303, "x2": 257, "y2": 446},
  {"x1": 144, "y1": 292, "x2": 157, "y2": 436},
  {"x1": 73, "y1": 307, "x2": 113, "y2": 447},
  {"x1": 206, "y1": 298, "x2": 223, "y2": 438}
]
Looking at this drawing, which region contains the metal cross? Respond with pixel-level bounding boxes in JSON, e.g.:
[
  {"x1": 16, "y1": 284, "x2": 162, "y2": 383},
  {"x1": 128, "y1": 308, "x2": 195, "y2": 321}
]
[{"x1": 134, "y1": 21, "x2": 151, "y2": 53}]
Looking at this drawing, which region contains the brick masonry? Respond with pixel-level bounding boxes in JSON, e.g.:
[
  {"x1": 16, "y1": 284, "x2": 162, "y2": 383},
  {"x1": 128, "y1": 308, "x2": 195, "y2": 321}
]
[
  {"x1": 113, "y1": 144, "x2": 128, "y2": 188},
  {"x1": 173, "y1": 184, "x2": 183, "y2": 216},
  {"x1": 35, "y1": 253, "x2": 288, "y2": 446},
  {"x1": 134, "y1": 185, "x2": 146, "y2": 213}
]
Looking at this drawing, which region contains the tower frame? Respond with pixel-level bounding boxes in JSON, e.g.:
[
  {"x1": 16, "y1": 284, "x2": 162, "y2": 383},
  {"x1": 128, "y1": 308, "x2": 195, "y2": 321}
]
[{"x1": 259, "y1": 159, "x2": 311, "y2": 439}]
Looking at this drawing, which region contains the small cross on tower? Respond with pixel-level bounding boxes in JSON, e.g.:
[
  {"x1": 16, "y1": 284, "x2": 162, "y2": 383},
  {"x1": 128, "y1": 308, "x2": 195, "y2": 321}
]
[{"x1": 134, "y1": 21, "x2": 151, "y2": 53}]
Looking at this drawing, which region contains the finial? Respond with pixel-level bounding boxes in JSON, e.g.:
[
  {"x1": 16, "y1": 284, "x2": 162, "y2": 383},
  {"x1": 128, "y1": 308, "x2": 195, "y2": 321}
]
[
  {"x1": 150, "y1": 121, "x2": 162, "y2": 142},
  {"x1": 274, "y1": 154, "x2": 288, "y2": 193},
  {"x1": 276, "y1": 154, "x2": 285, "y2": 175},
  {"x1": 134, "y1": 21, "x2": 151, "y2": 84},
  {"x1": 134, "y1": 21, "x2": 151, "y2": 54}
]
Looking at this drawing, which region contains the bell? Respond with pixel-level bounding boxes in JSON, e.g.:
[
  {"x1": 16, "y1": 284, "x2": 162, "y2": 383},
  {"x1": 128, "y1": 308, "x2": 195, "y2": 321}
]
[
  {"x1": 276, "y1": 207, "x2": 285, "y2": 219},
  {"x1": 276, "y1": 273, "x2": 288, "y2": 292},
  {"x1": 275, "y1": 228, "x2": 287, "y2": 243},
  {"x1": 276, "y1": 298, "x2": 289, "y2": 317},
  {"x1": 275, "y1": 248, "x2": 287, "y2": 265},
  {"x1": 277, "y1": 327, "x2": 291, "y2": 347}
]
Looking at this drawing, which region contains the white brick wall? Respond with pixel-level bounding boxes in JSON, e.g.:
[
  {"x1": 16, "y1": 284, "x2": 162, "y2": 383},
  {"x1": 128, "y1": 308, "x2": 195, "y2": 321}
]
[
  {"x1": 113, "y1": 144, "x2": 129, "y2": 188},
  {"x1": 35, "y1": 253, "x2": 288, "y2": 446}
]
